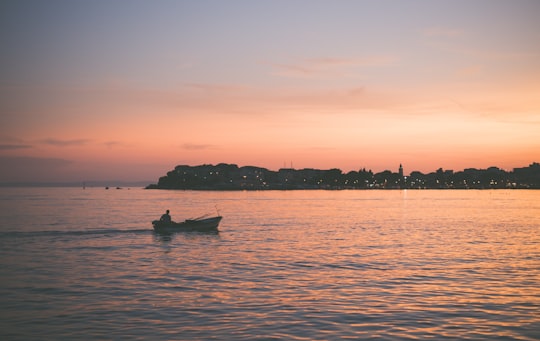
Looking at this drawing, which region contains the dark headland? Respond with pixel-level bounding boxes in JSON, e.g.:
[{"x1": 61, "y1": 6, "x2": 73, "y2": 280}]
[{"x1": 146, "y1": 162, "x2": 540, "y2": 190}]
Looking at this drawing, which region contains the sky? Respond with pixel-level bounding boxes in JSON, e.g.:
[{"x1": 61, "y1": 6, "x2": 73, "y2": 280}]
[{"x1": 1, "y1": 0, "x2": 539, "y2": 183}]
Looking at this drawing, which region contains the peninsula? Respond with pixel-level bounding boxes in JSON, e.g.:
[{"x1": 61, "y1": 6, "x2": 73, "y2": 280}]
[{"x1": 146, "y1": 162, "x2": 540, "y2": 190}]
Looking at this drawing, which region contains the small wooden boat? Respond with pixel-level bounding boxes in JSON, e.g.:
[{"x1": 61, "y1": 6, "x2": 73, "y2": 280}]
[{"x1": 152, "y1": 216, "x2": 222, "y2": 233}]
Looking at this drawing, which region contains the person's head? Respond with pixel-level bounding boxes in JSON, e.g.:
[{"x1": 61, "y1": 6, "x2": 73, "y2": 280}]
[{"x1": 166, "y1": 209, "x2": 169, "y2": 214}]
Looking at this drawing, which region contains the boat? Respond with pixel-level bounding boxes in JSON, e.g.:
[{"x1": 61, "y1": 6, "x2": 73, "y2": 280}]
[{"x1": 152, "y1": 216, "x2": 222, "y2": 233}]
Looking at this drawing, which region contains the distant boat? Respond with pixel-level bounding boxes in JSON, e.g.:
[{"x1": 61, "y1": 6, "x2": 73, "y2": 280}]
[{"x1": 152, "y1": 216, "x2": 222, "y2": 233}]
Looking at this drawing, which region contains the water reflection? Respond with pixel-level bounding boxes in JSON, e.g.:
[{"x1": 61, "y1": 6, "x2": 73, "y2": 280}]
[
  {"x1": 153, "y1": 229, "x2": 221, "y2": 246},
  {"x1": 153, "y1": 232, "x2": 173, "y2": 243},
  {"x1": 0, "y1": 188, "x2": 538, "y2": 340}
]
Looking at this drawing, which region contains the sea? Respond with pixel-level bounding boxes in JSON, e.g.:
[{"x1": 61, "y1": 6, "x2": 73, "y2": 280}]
[{"x1": 0, "y1": 187, "x2": 538, "y2": 340}]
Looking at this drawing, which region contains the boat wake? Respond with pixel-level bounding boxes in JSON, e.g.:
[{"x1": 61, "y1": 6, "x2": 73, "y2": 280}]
[{"x1": 0, "y1": 228, "x2": 152, "y2": 239}]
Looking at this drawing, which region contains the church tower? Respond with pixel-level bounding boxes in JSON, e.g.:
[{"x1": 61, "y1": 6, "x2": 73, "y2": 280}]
[{"x1": 399, "y1": 164, "x2": 404, "y2": 188}]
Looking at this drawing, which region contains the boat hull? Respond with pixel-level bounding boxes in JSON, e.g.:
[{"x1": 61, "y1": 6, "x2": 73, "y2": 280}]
[{"x1": 152, "y1": 216, "x2": 222, "y2": 233}]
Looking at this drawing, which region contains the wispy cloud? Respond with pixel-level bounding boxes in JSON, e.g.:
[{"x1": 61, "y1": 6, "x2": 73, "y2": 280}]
[
  {"x1": 306, "y1": 57, "x2": 396, "y2": 68},
  {"x1": 269, "y1": 56, "x2": 396, "y2": 78},
  {"x1": 38, "y1": 138, "x2": 91, "y2": 147},
  {"x1": 181, "y1": 143, "x2": 218, "y2": 151},
  {"x1": 0, "y1": 143, "x2": 32, "y2": 150},
  {"x1": 104, "y1": 141, "x2": 128, "y2": 149},
  {"x1": 184, "y1": 83, "x2": 247, "y2": 93},
  {"x1": 0, "y1": 155, "x2": 72, "y2": 165}
]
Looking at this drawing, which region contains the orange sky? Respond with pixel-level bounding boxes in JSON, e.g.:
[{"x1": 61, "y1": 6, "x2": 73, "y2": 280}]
[{"x1": 1, "y1": 1, "x2": 539, "y2": 182}]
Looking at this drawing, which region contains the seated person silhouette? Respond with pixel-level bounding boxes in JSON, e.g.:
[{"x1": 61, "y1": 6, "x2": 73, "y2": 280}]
[{"x1": 160, "y1": 210, "x2": 171, "y2": 223}]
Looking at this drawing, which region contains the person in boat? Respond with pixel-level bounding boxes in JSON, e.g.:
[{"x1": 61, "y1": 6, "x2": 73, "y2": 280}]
[{"x1": 160, "y1": 210, "x2": 172, "y2": 223}]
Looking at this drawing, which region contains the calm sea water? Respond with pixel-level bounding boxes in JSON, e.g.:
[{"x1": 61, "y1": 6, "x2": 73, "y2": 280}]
[{"x1": 0, "y1": 188, "x2": 538, "y2": 340}]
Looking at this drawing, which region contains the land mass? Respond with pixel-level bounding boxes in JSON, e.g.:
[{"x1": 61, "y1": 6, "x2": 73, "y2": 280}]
[{"x1": 147, "y1": 162, "x2": 540, "y2": 190}]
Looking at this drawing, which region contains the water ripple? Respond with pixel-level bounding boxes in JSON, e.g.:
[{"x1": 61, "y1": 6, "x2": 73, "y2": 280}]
[{"x1": 0, "y1": 189, "x2": 539, "y2": 340}]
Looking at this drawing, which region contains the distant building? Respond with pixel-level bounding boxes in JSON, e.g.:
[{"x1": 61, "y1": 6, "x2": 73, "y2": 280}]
[
  {"x1": 399, "y1": 164, "x2": 404, "y2": 188},
  {"x1": 146, "y1": 162, "x2": 540, "y2": 190}
]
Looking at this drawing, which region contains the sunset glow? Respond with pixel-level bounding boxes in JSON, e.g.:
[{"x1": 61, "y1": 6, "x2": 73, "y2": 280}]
[{"x1": 1, "y1": 1, "x2": 539, "y2": 182}]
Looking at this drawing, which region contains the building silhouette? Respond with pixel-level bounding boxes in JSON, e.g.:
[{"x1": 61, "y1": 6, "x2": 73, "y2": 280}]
[{"x1": 146, "y1": 162, "x2": 540, "y2": 190}]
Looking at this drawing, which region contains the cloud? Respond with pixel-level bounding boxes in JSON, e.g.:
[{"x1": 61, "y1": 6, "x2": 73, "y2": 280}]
[
  {"x1": 181, "y1": 143, "x2": 218, "y2": 151},
  {"x1": 269, "y1": 56, "x2": 396, "y2": 78},
  {"x1": 104, "y1": 141, "x2": 127, "y2": 149},
  {"x1": 38, "y1": 138, "x2": 91, "y2": 147},
  {"x1": 184, "y1": 83, "x2": 247, "y2": 93},
  {"x1": 0, "y1": 156, "x2": 72, "y2": 166},
  {"x1": 270, "y1": 63, "x2": 314, "y2": 78},
  {"x1": 0, "y1": 143, "x2": 32, "y2": 150},
  {"x1": 306, "y1": 57, "x2": 396, "y2": 68}
]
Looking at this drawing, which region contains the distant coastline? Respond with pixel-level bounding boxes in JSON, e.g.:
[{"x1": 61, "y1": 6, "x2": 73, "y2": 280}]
[
  {"x1": 146, "y1": 162, "x2": 540, "y2": 190},
  {"x1": 0, "y1": 180, "x2": 153, "y2": 188}
]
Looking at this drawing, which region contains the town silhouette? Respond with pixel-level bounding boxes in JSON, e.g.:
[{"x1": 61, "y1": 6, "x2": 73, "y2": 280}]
[{"x1": 147, "y1": 162, "x2": 540, "y2": 190}]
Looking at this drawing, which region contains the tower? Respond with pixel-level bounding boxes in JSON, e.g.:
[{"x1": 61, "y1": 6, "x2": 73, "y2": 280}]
[{"x1": 399, "y1": 164, "x2": 404, "y2": 189}]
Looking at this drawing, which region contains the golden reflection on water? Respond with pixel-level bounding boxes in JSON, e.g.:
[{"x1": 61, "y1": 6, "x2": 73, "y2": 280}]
[
  {"x1": 0, "y1": 188, "x2": 539, "y2": 340},
  {"x1": 202, "y1": 189, "x2": 540, "y2": 339}
]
